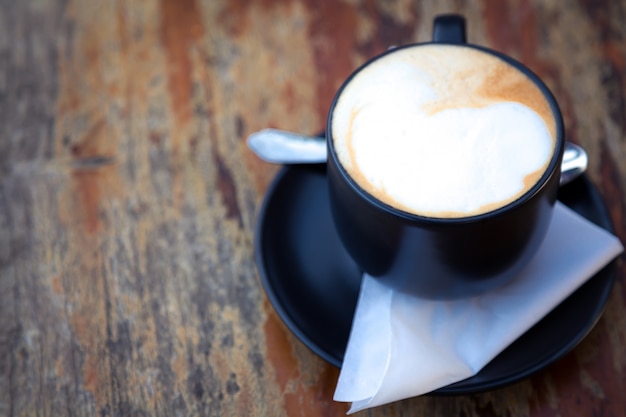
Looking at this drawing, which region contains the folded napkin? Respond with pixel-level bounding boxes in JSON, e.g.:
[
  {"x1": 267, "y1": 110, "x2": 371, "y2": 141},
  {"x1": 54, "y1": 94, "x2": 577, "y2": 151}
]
[{"x1": 334, "y1": 202, "x2": 623, "y2": 413}]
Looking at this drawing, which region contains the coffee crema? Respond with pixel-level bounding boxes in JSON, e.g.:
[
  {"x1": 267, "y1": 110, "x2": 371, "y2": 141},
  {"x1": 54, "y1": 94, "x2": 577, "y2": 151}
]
[{"x1": 331, "y1": 45, "x2": 557, "y2": 218}]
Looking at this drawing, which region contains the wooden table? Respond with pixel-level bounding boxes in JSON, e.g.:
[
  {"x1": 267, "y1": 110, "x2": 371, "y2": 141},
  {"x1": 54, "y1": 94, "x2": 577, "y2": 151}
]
[{"x1": 1, "y1": 1, "x2": 625, "y2": 416}]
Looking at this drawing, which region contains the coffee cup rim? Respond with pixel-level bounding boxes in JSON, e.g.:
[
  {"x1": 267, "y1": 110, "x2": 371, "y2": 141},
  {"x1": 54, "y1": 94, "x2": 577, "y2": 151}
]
[{"x1": 326, "y1": 41, "x2": 565, "y2": 224}]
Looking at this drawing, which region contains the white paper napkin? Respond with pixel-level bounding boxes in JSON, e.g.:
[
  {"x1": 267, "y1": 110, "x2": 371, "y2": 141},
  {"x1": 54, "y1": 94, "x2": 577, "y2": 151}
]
[{"x1": 334, "y1": 202, "x2": 623, "y2": 413}]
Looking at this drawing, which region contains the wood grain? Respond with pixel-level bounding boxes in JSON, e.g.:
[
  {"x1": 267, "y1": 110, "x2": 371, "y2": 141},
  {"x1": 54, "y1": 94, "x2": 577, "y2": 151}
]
[{"x1": 0, "y1": 0, "x2": 624, "y2": 416}]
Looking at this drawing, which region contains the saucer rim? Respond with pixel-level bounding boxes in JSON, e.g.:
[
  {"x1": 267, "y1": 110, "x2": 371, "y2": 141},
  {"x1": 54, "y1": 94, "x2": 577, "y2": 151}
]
[{"x1": 255, "y1": 165, "x2": 617, "y2": 394}]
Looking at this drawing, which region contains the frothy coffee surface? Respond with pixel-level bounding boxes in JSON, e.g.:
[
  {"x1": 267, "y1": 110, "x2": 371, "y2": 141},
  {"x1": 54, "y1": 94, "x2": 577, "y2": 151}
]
[{"x1": 331, "y1": 45, "x2": 557, "y2": 218}]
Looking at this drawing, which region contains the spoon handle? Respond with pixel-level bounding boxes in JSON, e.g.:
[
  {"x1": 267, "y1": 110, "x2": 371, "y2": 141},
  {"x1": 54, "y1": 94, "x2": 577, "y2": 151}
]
[
  {"x1": 247, "y1": 129, "x2": 327, "y2": 164},
  {"x1": 560, "y1": 142, "x2": 588, "y2": 186},
  {"x1": 247, "y1": 129, "x2": 588, "y2": 186}
]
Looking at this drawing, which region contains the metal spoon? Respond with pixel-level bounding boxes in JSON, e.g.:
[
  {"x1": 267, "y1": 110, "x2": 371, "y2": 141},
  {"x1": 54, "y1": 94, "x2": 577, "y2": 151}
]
[{"x1": 247, "y1": 128, "x2": 588, "y2": 186}]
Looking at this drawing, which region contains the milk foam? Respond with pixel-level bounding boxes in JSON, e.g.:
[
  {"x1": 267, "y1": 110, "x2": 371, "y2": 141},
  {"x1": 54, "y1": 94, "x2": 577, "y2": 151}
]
[{"x1": 331, "y1": 45, "x2": 556, "y2": 218}]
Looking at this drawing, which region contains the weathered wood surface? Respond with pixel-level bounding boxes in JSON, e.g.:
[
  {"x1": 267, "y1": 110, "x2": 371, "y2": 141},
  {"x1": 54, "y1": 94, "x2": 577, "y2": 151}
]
[{"x1": 1, "y1": 1, "x2": 625, "y2": 416}]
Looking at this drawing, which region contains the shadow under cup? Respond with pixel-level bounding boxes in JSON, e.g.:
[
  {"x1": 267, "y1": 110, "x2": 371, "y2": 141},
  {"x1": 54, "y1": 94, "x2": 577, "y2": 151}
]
[{"x1": 326, "y1": 40, "x2": 565, "y2": 300}]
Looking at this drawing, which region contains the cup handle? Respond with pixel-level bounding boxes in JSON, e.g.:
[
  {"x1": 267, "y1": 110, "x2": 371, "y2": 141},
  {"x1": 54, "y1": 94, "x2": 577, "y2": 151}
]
[{"x1": 432, "y1": 14, "x2": 466, "y2": 44}]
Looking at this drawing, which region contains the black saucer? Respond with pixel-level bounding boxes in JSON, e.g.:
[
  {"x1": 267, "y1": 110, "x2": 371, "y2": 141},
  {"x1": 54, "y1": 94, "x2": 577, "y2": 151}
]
[{"x1": 254, "y1": 164, "x2": 618, "y2": 394}]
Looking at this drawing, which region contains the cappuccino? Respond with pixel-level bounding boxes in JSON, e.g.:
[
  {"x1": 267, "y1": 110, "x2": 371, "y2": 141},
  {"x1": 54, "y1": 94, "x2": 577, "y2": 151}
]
[{"x1": 331, "y1": 45, "x2": 557, "y2": 218}]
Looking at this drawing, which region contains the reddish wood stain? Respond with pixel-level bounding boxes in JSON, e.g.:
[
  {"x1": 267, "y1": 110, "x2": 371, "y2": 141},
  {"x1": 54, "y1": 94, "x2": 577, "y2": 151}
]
[
  {"x1": 600, "y1": 141, "x2": 626, "y2": 241},
  {"x1": 70, "y1": 118, "x2": 108, "y2": 158},
  {"x1": 50, "y1": 274, "x2": 63, "y2": 295},
  {"x1": 483, "y1": 2, "x2": 518, "y2": 55},
  {"x1": 604, "y1": 41, "x2": 626, "y2": 73},
  {"x1": 218, "y1": 0, "x2": 291, "y2": 37},
  {"x1": 82, "y1": 353, "x2": 101, "y2": 401},
  {"x1": 71, "y1": 170, "x2": 103, "y2": 234},
  {"x1": 68, "y1": 288, "x2": 108, "y2": 408},
  {"x1": 303, "y1": 1, "x2": 360, "y2": 120},
  {"x1": 263, "y1": 308, "x2": 348, "y2": 416},
  {"x1": 160, "y1": 0, "x2": 203, "y2": 140}
]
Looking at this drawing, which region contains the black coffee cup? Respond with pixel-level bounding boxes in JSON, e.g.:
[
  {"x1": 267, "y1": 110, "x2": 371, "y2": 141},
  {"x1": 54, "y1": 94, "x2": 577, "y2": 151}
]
[{"x1": 326, "y1": 15, "x2": 565, "y2": 299}]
